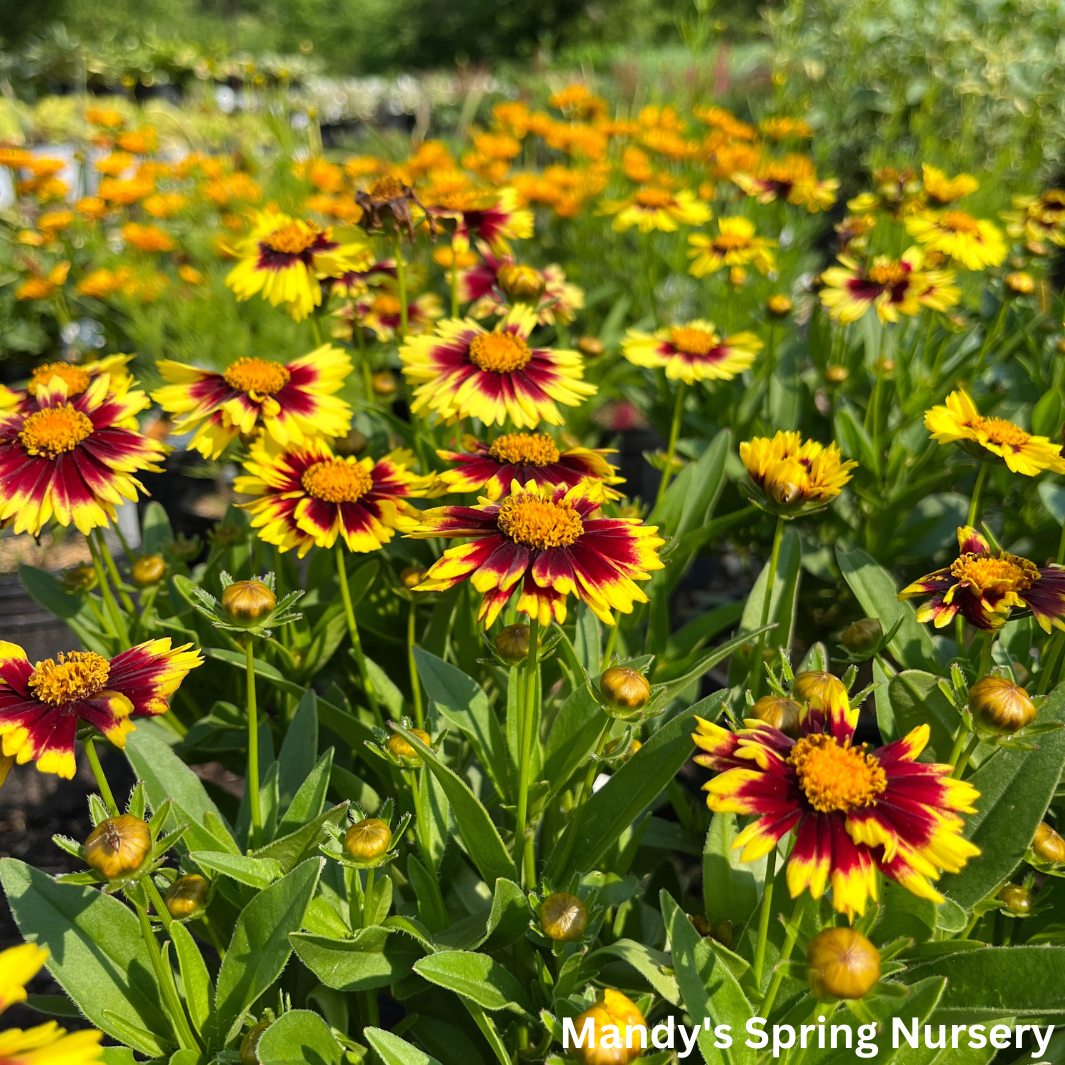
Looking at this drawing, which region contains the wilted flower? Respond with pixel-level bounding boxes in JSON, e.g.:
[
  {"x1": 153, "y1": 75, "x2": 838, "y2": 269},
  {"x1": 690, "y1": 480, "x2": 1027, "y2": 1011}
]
[{"x1": 356, "y1": 175, "x2": 433, "y2": 242}]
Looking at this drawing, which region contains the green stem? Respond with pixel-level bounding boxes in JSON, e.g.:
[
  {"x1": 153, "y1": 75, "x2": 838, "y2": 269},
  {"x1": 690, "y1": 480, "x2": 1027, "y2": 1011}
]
[
  {"x1": 393, "y1": 234, "x2": 409, "y2": 341},
  {"x1": 363, "y1": 866, "x2": 375, "y2": 927},
  {"x1": 143, "y1": 876, "x2": 174, "y2": 933},
  {"x1": 955, "y1": 614, "x2": 966, "y2": 659},
  {"x1": 112, "y1": 520, "x2": 135, "y2": 563},
  {"x1": 135, "y1": 901, "x2": 200, "y2": 1051},
  {"x1": 655, "y1": 382, "x2": 687, "y2": 507},
  {"x1": 601, "y1": 612, "x2": 619, "y2": 670},
  {"x1": 450, "y1": 240, "x2": 460, "y2": 318},
  {"x1": 87, "y1": 533, "x2": 131, "y2": 649},
  {"x1": 752, "y1": 846, "x2": 777, "y2": 987},
  {"x1": 947, "y1": 722, "x2": 971, "y2": 768},
  {"x1": 309, "y1": 314, "x2": 324, "y2": 346},
  {"x1": 355, "y1": 319, "x2": 374, "y2": 401},
  {"x1": 750, "y1": 515, "x2": 786, "y2": 699},
  {"x1": 952, "y1": 734, "x2": 981, "y2": 780},
  {"x1": 759, "y1": 893, "x2": 811, "y2": 1017},
  {"x1": 246, "y1": 638, "x2": 262, "y2": 849},
  {"x1": 966, "y1": 462, "x2": 988, "y2": 528},
  {"x1": 407, "y1": 768, "x2": 434, "y2": 874},
  {"x1": 976, "y1": 632, "x2": 994, "y2": 680},
  {"x1": 554, "y1": 715, "x2": 611, "y2": 876},
  {"x1": 407, "y1": 602, "x2": 424, "y2": 729},
  {"x1": 1057, "y1": 517, "x2": 1065, "y2": 565},
  {"x1": 96, "y1": 529, "x2": 136, "y2": 614},
  {"x1": 83, "y1": 735, "x2": 119, "y2": 816},
  {"x1": 1038, "y1": 632, "x2": 1065, "y2": 695},
  {"x1": 515, "y1": 617, "x2": 540, "y2": 888},
  {"x1": 336, "y1": 544, "x2": 381, "y2": 721}
]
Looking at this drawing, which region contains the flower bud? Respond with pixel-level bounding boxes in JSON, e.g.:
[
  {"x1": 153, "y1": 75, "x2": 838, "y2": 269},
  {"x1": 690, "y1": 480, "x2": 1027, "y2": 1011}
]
[
  {"x1": 387, "y1": 728, "x2": 431, "y2": 765},
  {"x1": 806, "y1": 927, "x2": 881, "y2": 1000},
  {"x1": 1033, "y1": 821, "x2": 1065, "y2": 865},
  {"x1": 495, "y1": 623, "x2": 531, "y2": 663},
  {"x1": 372, "y1": 371, "x2": 397, "y2": 397},
  {"x1": 841, "y1": 617, "x2": 883, "y2": 654},
  {"x1": 825, "y1": 365, "x2": 849, "y2": 384},
  {"x1": 169, "y1": 534, "x2": 201, "y2": 562},
  {"x1": 603, "y1": 737, "x2": 641, "y2": 761},
  {"x1": 221, "y1": 580, "x2": 277, "y2": 623},
  {"x1": 766, "y1": 294, "x2": 793, "y2": 318},
  {"x1": 210, "y1": 524, "x2": 244, "y2": 546},
  {"x1": 998, "y1": 884, "x2": 1032, "y2": 915},
  {"x1": 333, "y1": 428, "x2": 368, "y2": 456},
  {"x1": 497, "y1": 263, "x2": 545, "y2": 303},
  {"x1": 240, "y1": 1020, "x2": 271, "y2": 1065},
  {"x1": 599, "y1": 666, "x2": 651, "y2": 718},
  {"x1": 60, "y1": 563, "x2": 97, "y2": 593},
  {"x1": 540, "y1": 892, "x2": 588, "y2": 941},
  {"x1": 131, "y1": 554, "x2": 167, "y2": 587},
  {"x1": 164, "y1": 874, "x2": 209, "y2": 919},
  {"x1": 1005, "y1": 271, "x2": 1035, "y2": 295},
  {"x1": 344, "y1": 817, "x2": 392, "y2": 861},
  {"x1": 571, "y1": 990, "x2": 647, "y2": 1065},
  {"x1": 577, "y1": 336, "x2": 605, "y2": 358},
  {"x1": 751, "y1": 695, "x2": 802, "y2": 737},
  {"x1": 969, "y1": 675, "x2": 1035, "y2": 734},
  {"x1": 84, "y1": 815, "x2": 152, "y2": 878},
  {"x1": 792, "y1": 671, "x2": 849, "y2": 717},
  {"x1": 400, "y1": 565, "x2": 427, "y2": 590}
]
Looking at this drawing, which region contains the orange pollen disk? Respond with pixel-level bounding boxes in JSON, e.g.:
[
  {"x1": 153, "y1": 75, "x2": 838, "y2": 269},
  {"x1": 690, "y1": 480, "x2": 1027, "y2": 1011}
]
[
  {"x1": 497, "y1": 494, "x2": 583, "y2": 549},
  {"x1": 302, "y1": 459, "x2": 374, "y2": 504},
  {"x1": 713, "y1": 233, "x2": 752, "y2": 252},
  {"x1": 950, "y1": 552, "x2": 1039, "y2": 594},
  {"x1": 867, "y1": 261, "x2": 910, "y2": 286},
  {"x1": 29, "y1": 363, "x2": 91, "y2": 396},
  {"x1": 262, "y1": 221, "x2": 320, "y2": 255},
  {"x1": 468, "y1": 333, "x2": 532, "y2": 374},
  {"x1": 634, "y1": 188, "x2": 675, "y2": 208},
  {"x1": 669, "y1": 325, "x2": 720, "y2": 357},
  {"x1": 28, "y1": 650, "x2": 111, "y2": 705},
  {"x1": 372, "y1": 294, "x2": 403, "y2": 316},
  {"x1": 489, "y1": 432, "x2": 561, "y2": 466},
  {"x1": 940, "y1": 210, "x2": 980, "y2": 234},
  {"x1": 970, "y1": 414, "x2": 1031, "y2": 448},
  {"x1": 788, "y1": 734, "x2": 887, "y2": 813},
  {"x1": 223, "y1": 357, "x2": 291, "y2": 396},
  {"x1": 19, "y1": 404, "x2": 94, "y2": 457},
  {"x1": 367, "y1": 176, "x2": 406, "y2": 202}
]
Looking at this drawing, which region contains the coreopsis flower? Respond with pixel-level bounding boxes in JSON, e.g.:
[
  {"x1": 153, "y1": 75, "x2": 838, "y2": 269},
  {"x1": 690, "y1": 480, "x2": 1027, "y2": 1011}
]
[
  {"x1": 0, "y1": 376, "x2": 166, "y2": 536},
  {"x1": 0, "y1": 1023, "x2": 103, "y2": 1065},
  {"x1": 399, "y1": 308, "x2": 596, "y2": 429},
  {"x1": 924, "y1": 389, "x2": 1065, "y2": 475},
  {"x1": 904, "y1": 209, "x2": 1006, "y2": 270},
  {"x1": 0, "y1": 639, "x2": 201, "y2": 778},
  {"x1": 225, "y1": 211, "x2": 373, "y2": 321},
  {"x1": 459, "y1": 246, "x2": 584, "y2": 325},
  {"x1": 622, "y1": 320, "x2": 762, "y2": 384},
  {"x1": 0, "y1": 943, "x2": 49, "y2": 1013},
  {"x1": 121, "y1": 222, "x2": 174, "y2": 252},
  {"x1": 355, "y1": 175, "x2": 433, "y2": 241},
  {"x1": 425, "y1": 186, "x2": 533, "y2": 249},
  {"x1": 235, "y1": 437, "x2": 433, "y2": 556},
  {"x1": 12, "y1": 355, "x2": 132, "y2": 407},
  {"x1": 687, "y1": 216, "x2": 776, "y2": 277},
  {"x1": 599, "y1": 186, "x2": 711, "y2": 233},
  {"x1": 142, "y1": 192, "x2": 188, "y2": 218},
  {"x1": 570, "y1": 991, "x2": 647, "y2": 1065},
  {"x1": 921, "y1": 164, "x2": 978, "y2": 205},
  {"x1": 899, "y1": 525, "x2": 1065, "y2": 632},
  {"x1": 14, "y1": 262, "x2": 69, "y2": 301},
  {"x1": 759, "y1": 117, "x2": 814, "y2": 141},
  {"x1": 1003, "y1": 190, "x2": 1065, "y2": 247},
  {"x1": 732, "y1": 154, "x2": 838, "y2": 212},
  {"x1": 436, "y1": 432, "x2": 623, "y2": 500},
  {"x1": 409, "y1": 479, "x2": 664, "y2": 626},
  {"x1": 820, "y1": 248, "x2": 960, "y2": 324},
  {"x1": 38, "y1": 210, "x2": 74, "y2": 233},
  {"x1": 77, "y1": 267, "x2": 131, "y2": 298},
  {"x1": 0, "y1": 146, "x2": 31, "y2": 169},
  {"x1": 741, "y1": 431, "x2": 857, "y2": 516},
  {"x1": 693, "y1": 685, "x2": 980, "y2": 918},
  {"x1": 338, "y1": 289, "x2": 442, "y2": 342},
  {"x1": 152, "y1": 345, "x2": 353, "y2": 459}
]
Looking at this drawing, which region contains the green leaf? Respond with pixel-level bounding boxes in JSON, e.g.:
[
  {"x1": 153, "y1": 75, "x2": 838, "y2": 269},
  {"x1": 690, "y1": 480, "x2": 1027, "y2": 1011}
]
[
  {"x1": 256, "y1": 1009, "x2": 342, "y2": 1065},
  {"x1": 661, "y1": 889, "x2": 753, "y2": 1065},
  {"x1": 413, "y1": 648, "x2": 511, "y2": 800},
  {"x1": 393, "y1": 726, "x2": 517, "y2": 886},
  {"x1": 277, "y1": 690, "x2": 319, "y2": 814},
  {"x1": 588, "y1": 940, "x2": 680, "y2": 1005},
  {"x1": 215, "y1": 858, "x2": 323, "y2": 1043},
  {"x1": 278, "y1": 749, "x2": 333, "y2": 835},
  {"x1": 18, "y1": 563, "x2": 111, "y2": 654},
  {"x1": 141, "y1": 501, "x2": 174, "y2": 555},
  {"x1": 169, "y1": 921, "x2": 212, "y2": 1035},
  {"x1": 407, "y1": 856, "x2": 448, "y2": 935},
  {"x1": 363, "y1": 1028, "x2": 442, "y2": 1065},
  {"x1": 100, "y1": 1048, "x2": 138, "y2": 1065},
  {"x1": 703, "y1": 812, "x2": 765, "y2": 931},
  {"x1": 873, "y1": 656, "x2": 899, "y2": 744},
  {"x1": 253, "y1": 803, "x2": 348, "y2": 874},
  {"x1": 329, "y1": 765, "x2": 381, "y2": 815},
  {"x1": 364, "y1": 656, "x2": 406, "y2": 718},
  {"x1": 668, "y1": 600, "x2": 745, "y2": 661},
  {"x1": 542, "y1": 682, "x2": 605, "y2": 796},
  {"x1": 941, "y1": 679, "x2": 1065, "y2": 909},
  {"x1": 291, "y1": 928, "x2": 421, "y2": 991},
  {"x1": 650, "y1": 428, "x2": 731, "y2": 541},
  {"x1": 413, "y1": 951, "x2": 530, "y2": 1015},
  {"x1": 887, "y1": 671, "x2": 959, "y2": 763},
  {"x1": 573, "y1": 604, "x2": 601, "y2": 675},
  {"x1": 189, "y1": 851, "x2": 284, "y2": 889},
  {"x1": 0, "y1": 858, "x2": 172, "y2": 1057},
  {"x1": 836, "y1": 545, "x2": 938, "y2": 672},
  {"x1": 544, "y1": 692, "x2": 722, "y2": 883}
]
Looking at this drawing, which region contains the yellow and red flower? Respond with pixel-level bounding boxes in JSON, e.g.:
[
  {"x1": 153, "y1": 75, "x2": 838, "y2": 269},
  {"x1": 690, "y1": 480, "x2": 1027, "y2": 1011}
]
[
  {"x1": 599, "y1": 186, "x2": 710, "y2": 233},
  {"x1": 459, "y1": 247, "x2": 584, "y2": 325},
  {"x1": 687, "y1": 216, "x2": 776, "y2": 277},
  {"x1": 399, "y1": 308, "x2": 595, "y2": 429},
  {"x1": 2, "y1": 355, "x2": 133, "y2": 411},
  {"x1": 0, "y1": 639, "x2": 201, "y2": 778},
  {"x1": 153, "y1": 346, "x2": 352, "y2": 459},
  {"x1": 622, "y1": 320, "x2": 762, "y2": 384},
  {"x1": 924, "y1": 389, "x2": 1065, "y2": 475},
  {"x1": 436, "y1": 432, "x2": 623, "y2": 500},
  {"x1": 921, "y1": 164, "x2": 978, "y2": 206},
  {"x1": 235, "y1": 437, "x2": 433, "y2": 557},
  {"x1": 225, "y1": 211, "x2": 373, "y2": 321},
  {"x1": 732, "y1": 154, "x2": 838, "y2": 212},
  {"x1": 340, "y1": 289, "x2": 443, "y2": 342},
  {"x1": 409, "y1": 479, "x2": 664, "y2": 626},
  {"x1": 693, "y1": 684, "x2": 980, "y2": 919},
  {"x1": 904, "y1": 209, "x2": 1006, "y2": 270},
  {"x1": 0, "y1": 376, "x2": 166, "y2": 537},
  {"x1": 900, "y1": 525, "x2": 1065, "y2": 632},
  {"x1": 425, "y1": 186, "x2": 533, "y2": 250},
  {"x1": 740, "y1": 431, "x2": 857, "y2": 515}
]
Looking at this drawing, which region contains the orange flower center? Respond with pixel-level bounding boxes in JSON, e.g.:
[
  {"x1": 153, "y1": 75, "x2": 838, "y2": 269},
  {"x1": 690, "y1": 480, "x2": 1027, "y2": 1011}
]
[
  {"x1": 262, "y1": 221, "x2": 320, "y2": 255},
  {"x1": 713, "y1": 232, "x2": 752, "y2": 251},
  {"x1": 970, "y1": 414, "x2": 1031, "y2": 448},
  {"x1": 950, "y1": 552, "x2": 1039, "y2": 594},
  {"x1": 497, "y1": 494, "x2": 583, "y2": 549},
  {"x1": 223, "y1": 357, "x2": 291, "y2": 395},
  {"x1": 867, "y1": 261, "x2": 909, "y2": 286},
  {"x1": 28, "y1": 650, "x2": 111, "y2": 705},
  {"x1": 489, "y1": 432, "x2": 561, "y2": 466},
  {"x1": 669, "y1": 325, "x2": 718, "y2": 357},
  {"x1": 19, "y1": 404, "x2": 94, "y2": 456},
  {"x1": 468, "y1": 333, "x2": 532, "y2": 374},
  {"x1": 634, "y1": 188, "x2": 674, "y2": 208},
  {"x1": 940, "y1": 210, "x2": 979, "y2": 234},
  {"x1": 788, "y1": 734, "x2": 887, "y2": 813},
  {"x1": 28, "y1": 363, "x2": 91, "y2": 397},
  {"x1": 302, "y1": 459, "x2": 373, "y2": 503},
  {"x1": 367, "y1": 176, "x2": 406, "y2": 202},
  {"x1": 372, "y1": 294, "x2": 403, "y2": 316}
]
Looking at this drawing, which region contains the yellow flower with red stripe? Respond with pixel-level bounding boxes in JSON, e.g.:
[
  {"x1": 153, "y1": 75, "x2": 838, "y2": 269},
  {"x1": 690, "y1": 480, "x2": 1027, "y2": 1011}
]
[
  {"x1": 152, "y1": 345, "x2": 352, "y2": 459},
  {"x1": 0, "y1": 355, "x2": 134, "y2": 412},
  {"x1": 226, "y1": 210, "x2": 374, "y2": 321},
  {"x1": 599, "y1": 186, "x2": 710, "y2": 233},
  {"x1": 732, "y1": 154, "x2": 838, "y2": 212},
  {"x1": 623, "y1": 320, "x2": 762, "y2": 384},
  {"x1": 904, "y1": 209, "x2": 1006, "y2": 270},
  {"x1": 687, "y1": 216, "x2": 776, "y2": 277},
  {"x1": 740, "y1": 431, "x2": 857, "y2": 516},
  {"x1": 0, "y1": 376, "x2": 166, "y2": 537},
  {"x1": 692, "y1": 674, "x2": 980, "y2": 919},
  {"x1": 0, "y1": 639, "x2": 201, "y2": 779},
  {"x1": 235, "y1": 437, "x2": 434, "y2": 557},
  {"x1": 399, "y1": 307, "x2": 595, "y2": 429},
  {"x1": 409, "y1": 479, "x2": 664, "y2": 626}
]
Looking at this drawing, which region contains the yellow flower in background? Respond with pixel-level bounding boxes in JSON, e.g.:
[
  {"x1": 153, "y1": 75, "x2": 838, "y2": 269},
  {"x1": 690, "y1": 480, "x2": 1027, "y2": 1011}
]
[
  {"x1": 732, "y1": 153, "x2": 838, "y2": 212},
  {"x1": 0, "y1": 1023, "x2": 103, "y2": 1065},
  {"x1": 622, "y1": 320, "x2": 762, "y2": 383},
  {"x1": 15, "y1": 263, "x2": 69, "y2": 302},
  {"x1": 905, "y1": 209, "x2": 1006, "y2": 270},
  {"x1": 921, "y1": 164, "x2": 979, "y2": 205},
  {"x1": 741, "y1": 431, "x2": 857, "y2": 515},
  {"x1": 0, "y1": 943, "x2": 49, "y2": 1013},
  {"x1": 687, "y1": 216, "x2": 776, "y2": 277},
  {"x1": 924, "y1": 389, "x2": 1065, "y2": 475},
  {"x1": 599, "y1": 186, "x2": 710, "y2": 233}
]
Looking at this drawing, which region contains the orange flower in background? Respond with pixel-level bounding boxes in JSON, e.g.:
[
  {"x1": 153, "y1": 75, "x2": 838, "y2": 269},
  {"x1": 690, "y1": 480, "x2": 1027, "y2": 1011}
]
[
  {"x1": 142, "y1": 192, "x2": 188, "y2": 218},
  {"x1": 600, "y1": 185, "x2": 710, "y2": 233},
  {"x1": 122, "y1": 223, "x2": 175, "y2": 253},
  {"x1": 117, "y1": 126, "x2": 158, "y2": 154},
  {"x1": 15, "y1": 262, "x2": 69, "y2": 301},
  {"x1": 733, "y1": 153, "x2": 838, "y2": 212},
  {"x1": 37, "y1": 211, "x2": 74, "y2": 233},
  {"x1": 0, "y1": 146, "x2": 32, "y2": 169},
  {"x1": 95, "y1": 152, "x2": 134, "y2": 177},
  {"x1": 85, "y1": 107, "x2": 125, "y2": 129},
  {"x1": 98, "y1": 175, "x2": 155, "y2": 205},
  {"x1": 77, "y1": 267, "x2": 132, "y2": 299},
  {"x1": 202, "y1": 172, "x2": 262, "y2": 205},
  {"x1": 76, "y1": 196, "x2": 107, "y2": 220}
]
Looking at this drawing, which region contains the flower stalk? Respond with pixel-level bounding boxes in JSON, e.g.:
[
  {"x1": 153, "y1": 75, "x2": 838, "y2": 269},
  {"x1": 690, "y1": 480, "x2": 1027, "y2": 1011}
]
[
  {"x1": 656, "y1": 382, "x2": 687, "y2": 506},
  {"x1": 750, "y1": 515, "x2": 786, "y2": 698},
  {"x1": 245, "y1": 636, "x2": 263, "y2": 849},
  {"x1": 336, "y1": 543, "x2": 381, "y2": 721},
  {"x1": 514, "y1": 617, "x2": 540, "y2": 888}
]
